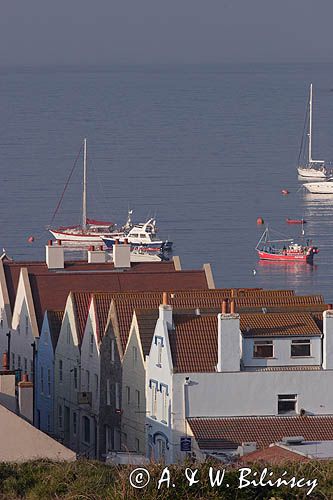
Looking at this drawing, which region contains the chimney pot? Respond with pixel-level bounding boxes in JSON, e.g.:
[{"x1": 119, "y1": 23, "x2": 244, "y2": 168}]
[
  {"x1": 162, "y1": 292, "x2": 168, "y2": 306},
  {"x1": 115, "y1": 239, "x2": 119, "y2": 245},
  {"x1": 124, "y1": 238, "x2": 129, "y2": 245},
  {"x1": 88, "y1": 245, "x2": 94, "y2": 252},
  {"x1": 99, "y1": 245, "x2": 103, "y2": 251},
  {"x1": 2, "y1": 352, "x2": 9, "y2": 370},
  {"x1": 48, "y1": 240, "x2": 53, "y2": 246},
  {"x1": 222, "y1": 299, "x2": 228, "y2": 314},
  {"x1": 328, "y1": 304, "x2": 333, "y2": 310},
  {"x1": 21, "y1": 373, "x2": 29, "y2": 382},
  {"x1": 230, "y1": 299, "x2": 235, "y2": 314},
  {"x1": 57, "y1": 239, "x2": 62, "y2": 246}
]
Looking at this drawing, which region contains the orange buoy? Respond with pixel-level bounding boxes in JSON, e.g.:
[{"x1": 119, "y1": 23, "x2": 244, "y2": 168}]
[
  {"x1": 27, "y1": 236, "x2": 35, "y2": 243},
  {"x1": 256, "y1": 217, "x2": 264, "y2": 225},
  {"x1": 281, "y1": 189, "x2": 289, "y2": 195}
]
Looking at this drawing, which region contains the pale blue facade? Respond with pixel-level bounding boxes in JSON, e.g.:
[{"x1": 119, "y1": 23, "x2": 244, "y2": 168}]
[{"x1": 35, "y1": 312, "x2": 60, "y2": 435}]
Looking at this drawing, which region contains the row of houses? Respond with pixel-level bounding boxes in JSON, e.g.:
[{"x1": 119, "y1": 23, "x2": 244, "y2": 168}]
[{"x1": 2, "y1": 243, "x2": 333, "y2": 463}]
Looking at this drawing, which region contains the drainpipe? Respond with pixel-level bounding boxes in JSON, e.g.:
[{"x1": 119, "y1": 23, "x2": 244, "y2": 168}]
[{"x1": 6, "y1": 331, "x2": 11, "y2": 367}]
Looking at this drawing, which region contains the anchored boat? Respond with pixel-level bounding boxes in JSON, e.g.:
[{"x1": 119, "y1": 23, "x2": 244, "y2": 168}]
[
  {"x1": 256, "y1": 228, "x2": 318, "y2": 263},
  {"x1": 102, "y1": 218, "x2": 172, "y2": 251},
  {"x1": 297, "y1": 84, "x2": 328, "y2": 178}
]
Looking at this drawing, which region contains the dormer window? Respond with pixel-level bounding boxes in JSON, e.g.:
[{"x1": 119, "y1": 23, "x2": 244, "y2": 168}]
[
  {"x1": 291, "y1": 339, "x2": 311, "y2": 357},
  {"x1": 253, "y1": 340, "x2": 273, "y2": 358},
  {"x1": 25, "y1": 316, "x2": 29, "y2": 335}
]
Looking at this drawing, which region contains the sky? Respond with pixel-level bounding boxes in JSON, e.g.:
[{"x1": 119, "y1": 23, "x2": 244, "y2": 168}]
[{"x1": 0, "y1": 0, "x2": 332, "y2": 66}]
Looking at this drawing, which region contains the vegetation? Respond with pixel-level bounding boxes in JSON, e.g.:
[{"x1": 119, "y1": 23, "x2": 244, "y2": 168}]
[{"x1": 0, "y1": 460, "x2": 332, "y2": 499}]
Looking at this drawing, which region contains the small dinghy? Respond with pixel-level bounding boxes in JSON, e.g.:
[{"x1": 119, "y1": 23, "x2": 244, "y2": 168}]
[{"x1": 286, "y1": 218, "x2": 307, "y2": 224}]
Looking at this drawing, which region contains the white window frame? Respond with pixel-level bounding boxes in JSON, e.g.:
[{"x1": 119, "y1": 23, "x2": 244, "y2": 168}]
[
  {"x1": 59, "y1": 359, "x2": 63, "y2": 383},
  {"x1": 291, "y1": 338, "x2": 311, "y2": 357},
  {"x1": 278, "y1": 394, "x2": 297, "y2": 415},
  {"x1": 253, "y1": 339, "x2": 274, "y2": 358},
  {"x1": 106, "y1": 379, "x2": 111, "y2": 406},
  {"x1": 89, "y1": 333, "x2": 94, "y2": 355}
]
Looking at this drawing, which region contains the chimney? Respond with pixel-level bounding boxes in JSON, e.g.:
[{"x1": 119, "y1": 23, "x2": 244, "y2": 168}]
[
  {"x1": 88, "y1": 246, "x2": 107, "y2": 263},
  {"x1": 18, "y1": 377, "x2": 33, "y2": 423},
  {"x1": 217, "y1": 301, "x2": 240, "y2": 372},
  {"x1": 45, "y1": 240, "x2": 64, "y2": 269},
  {"x1": 323, "y1": 308, "x2": 333, "y2": 369},
  {"x1": 159, "y1": 292, "x2": 173, "y2": 329},
  {"x1": 113, "y1": 241, "x2": 131, "y2": 268},
  {"x1": 2, "y1": 352, "x2": 9, "y2": 371}
]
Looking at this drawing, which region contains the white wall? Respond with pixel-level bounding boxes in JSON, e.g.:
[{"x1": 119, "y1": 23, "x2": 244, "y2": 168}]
[{"x1": 242, "y1": 336, "x2": 322, "y2": 368}]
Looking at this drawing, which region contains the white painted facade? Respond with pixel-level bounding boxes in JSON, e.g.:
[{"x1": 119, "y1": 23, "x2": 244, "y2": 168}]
[
  {"x1": 121, "y1": 314, "x2": 147, "y2": 454},
  {"x1": 0, "y1": 258, "x2": 12, "y2": 359},
  {"x1": 10, "y1": 269, "x2": 39, "y2": 381},
  {"x1": 146, "y1": 307, "x2": 333, "y2": 464},
  {"x1": 54, "y1": 294, "x2": 81, "y2": 452},
  {"x1": 79, "y1": 299, "x2": 101, "y2": 458}
]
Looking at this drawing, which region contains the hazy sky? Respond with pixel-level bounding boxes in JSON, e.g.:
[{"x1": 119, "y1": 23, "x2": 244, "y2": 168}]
[{"x1": 1, "y1": 1, "x2": 332, "y2": 66}]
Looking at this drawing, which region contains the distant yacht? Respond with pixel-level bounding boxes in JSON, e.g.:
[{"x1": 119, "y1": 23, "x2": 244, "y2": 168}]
[
  {"x1": 304, "y1": 178, "x2": 333, "y2": 194},
  {"x1": 297, "y1": 84, "x2": 328, "y2": 179}
]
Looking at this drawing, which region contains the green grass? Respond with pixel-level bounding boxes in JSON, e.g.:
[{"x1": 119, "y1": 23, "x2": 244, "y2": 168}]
[{"x1": 0, "y1": 460, "x2": 332, "y2": 499}]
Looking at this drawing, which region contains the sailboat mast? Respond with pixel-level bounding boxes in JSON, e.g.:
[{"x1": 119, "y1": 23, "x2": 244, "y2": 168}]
[
  {"x1": 82, "y1": 138, "x2": 87, "y2": 231},
  {"x1": 308, "y1": 83, "x2": 313, "y2": 164}
]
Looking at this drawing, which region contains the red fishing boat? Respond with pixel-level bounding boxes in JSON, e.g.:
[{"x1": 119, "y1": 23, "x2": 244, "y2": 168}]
[
  {"x1": 256, "y1": 228, "x2": 318, "y2": 263},
  {"x1": 286, "y1": 218, "x2": 307, "y2": 225}
]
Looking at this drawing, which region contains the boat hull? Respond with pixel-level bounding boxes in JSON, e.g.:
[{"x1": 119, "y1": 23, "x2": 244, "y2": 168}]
[
  {"x1": 49, "y1": 229, "x2": 109, "y2": 245},
  {"x1": 304, "y1": 182, "x2": 333, "y2": 194},
  {"x1": 298, "y1": 167, "x2": 327, "y2": 178},
  {"x1": 257, "y1": 250, "x2": 315, "y2": 263},
  {"x1": 102, "y1": 237, "x2": 172, "y2": 251},
  {"x1": 286, "y1": 219, "x2": 306, "y2": 224}
]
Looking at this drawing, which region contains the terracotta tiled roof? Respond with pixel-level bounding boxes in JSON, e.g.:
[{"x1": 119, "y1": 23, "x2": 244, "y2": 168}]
[
  {"x1": 46, "y1": 310, "x2": 64, "y2": 352},
  {"x1": 2, "y1": 259, "x2": 209, "y2": 331},
  {"x1": 111, "y1": 290, "x2": 320, "y2": 353},
  {"x1": 72, "y1": 292, "x2": 93, "y2": 345},
  {"x1": 135, "y1": 310, "x2": 159, "y2": 357},
  {"x1": 93, "y1": 293, "x2": 114, "y2": 343},
  {"x1": 170, "y1": 315, "x2": 218, "y2": 372},
  {"x1": 249, "y1": 365, "x2": 321, "y2": 372},
  {"x1": 240, "y1": 312, "x2": 322, "y2": 337},
  {"x1": 187, "y1": 416, "x2": 333, "y2": 450},
  {"x1": 239, "y1": 444, "x2": 309, "y2": 464}
]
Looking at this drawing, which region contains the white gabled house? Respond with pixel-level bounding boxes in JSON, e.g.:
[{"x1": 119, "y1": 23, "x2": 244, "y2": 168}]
[
  {"x1": 10, "y1": 268, "x2": 39, "y2": 380},
  {"x1": 146, "y1": 297, "x2": 333, "y2": 463}
]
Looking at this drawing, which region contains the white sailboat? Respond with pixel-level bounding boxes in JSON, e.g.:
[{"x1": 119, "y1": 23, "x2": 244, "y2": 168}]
[
  {"x1": 49, "y1": 139, "x2": 117, "y2": 245},
  {"x1": 297, "y1": 84, "x2": 328, "y2": 178}
]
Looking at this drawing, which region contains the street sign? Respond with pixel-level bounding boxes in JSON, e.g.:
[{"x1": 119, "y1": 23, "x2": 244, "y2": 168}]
[{"x1": 180, "y1": 437, "x2": 192, "y2": 452}]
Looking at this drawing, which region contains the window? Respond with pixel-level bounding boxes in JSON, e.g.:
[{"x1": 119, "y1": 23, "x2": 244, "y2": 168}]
[
  {"x1": 133, "y1": 346, "x2": 138, "y2": 367},
  {"x1": 253, "y1": 340, "x2": 274, "y2": 358},
  {"x1": 25, "y1": 316, "x2": 29, "y2": 335},
  {"x1": 73, "y1": 412, "x2": 77, "y2": 435},
  {"x1": 115, "y1": 382, "x2": 120, "y2": 410},
  {"x1": 66, "y1": 324, "x2": 71, "y2": 344},
  {"x1": 17, "y1": 355, "x2": 21, "y2": 370},
  {"x1": 24, "y1": 358, "x2": 28, "y2": 374},
  {"x1": 111, "y1": 338, "x2": 115, "y2": 362},
  {"x1": 157, "y1": 344, "x2": 162, "y2": 366},
  {"x1": 73, "y1": 367, "x2": 78, "y2": 390},
  {"x1": 47, "y1": 413, "x2": 51, "y2": 432},
  {"x1": 59, "y1": 360, "x2": 63, "y2": 382},
  {"x1": 136, "y1": 389, "x2": 140, "y2": 409},
  {"x1": 136, "y1": 438, "x2": 140, "y2": 453},
  {"x1": 151, "y1": 385, "x2": 157, "y2": 418},
  {"x1": 47, "y1": 369, "x2": 51, "y2": 396},
  {"x1": 58, "y1": 405, "x2": 63, "y2": 428},
  {"x1": 86, "y1": 370, "x2": 90, "y2": 391},
  {"x1": 161, "y1": 387, "x2": 168, "y2": 423},
  {"x1": 89, "y1": 333, "x2": 94, "y2": 355},
  {"x1": 106, "y1": 379, "x2": 111, "y2": 406},
  {"x1": 126, "y1": 386, "x2": 130, "y2": 404},
  {"x1": 11, "y1": 353, "x2": 15, "y2": 370},
  {"x1": 278, "y1": 394, "x2": 297, "y2": 415},
  {"x1": 291, "y1": 339, "x2": 311, "y2": 357},
  {"x1": 41, "y1": 366, "x2": 44, "y2": 394},
  {"x1": 82, "y1": 416, "x2": 90, "y2": 444},
  {"x1": 95, "y1": 374, "x2": 99, "y2": 395}
]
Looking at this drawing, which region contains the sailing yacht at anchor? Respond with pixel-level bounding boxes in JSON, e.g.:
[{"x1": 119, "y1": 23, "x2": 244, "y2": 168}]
[
  {"x1": 49, "y1": 139, "x2": 118, "y2": 245},
  {"x1": 297, "y1": 84, "x2": 328, "y2": 178}
]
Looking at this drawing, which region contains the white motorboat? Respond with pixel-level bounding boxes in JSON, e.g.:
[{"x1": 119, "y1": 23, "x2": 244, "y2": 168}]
[
  {"x1": 297, "y1": 84, "x2": 328, "y2": 179},
  {"x1": 304, "y1": 178, "x2": 333, "y2": 194},
  {"x1": 102, "y1": 219, "x2": 173, "y2": 251}
]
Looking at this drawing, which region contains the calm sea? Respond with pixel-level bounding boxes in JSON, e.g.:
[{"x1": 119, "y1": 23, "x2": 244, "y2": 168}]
[{"x1": 1, "y1": 63, "x2": 333, "y2": 300}]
